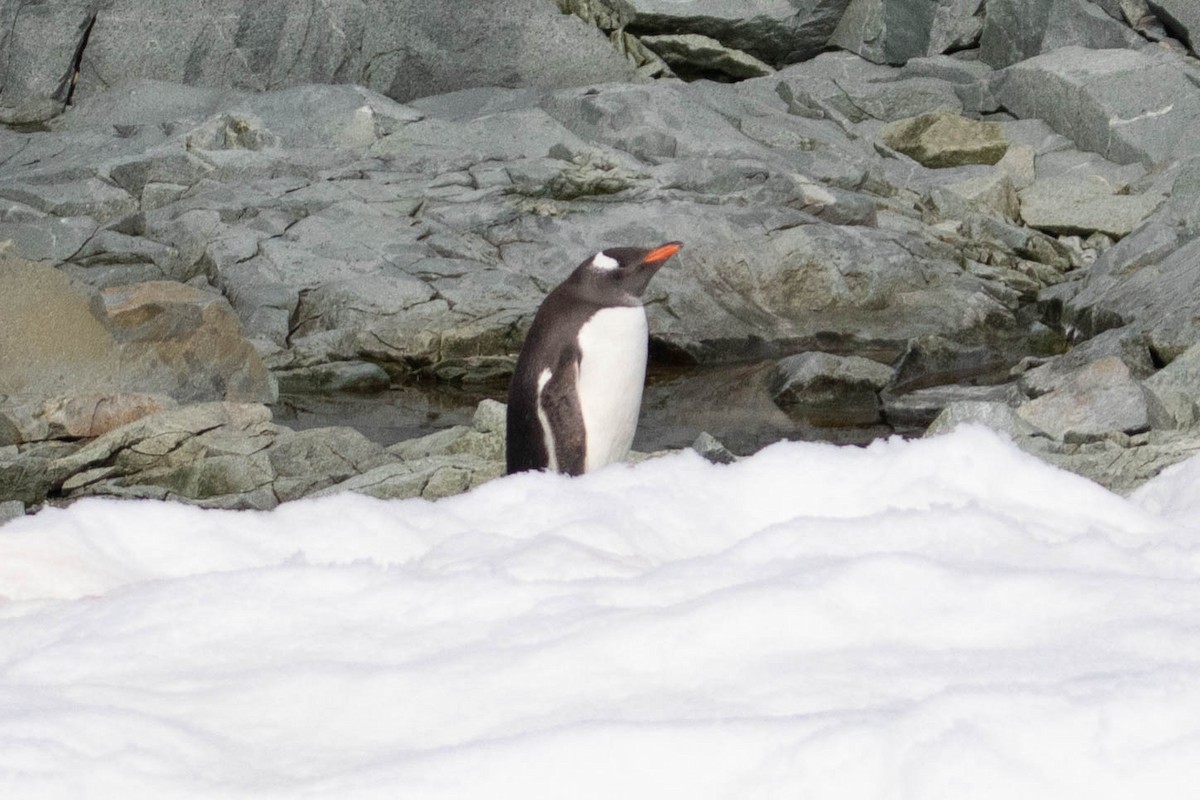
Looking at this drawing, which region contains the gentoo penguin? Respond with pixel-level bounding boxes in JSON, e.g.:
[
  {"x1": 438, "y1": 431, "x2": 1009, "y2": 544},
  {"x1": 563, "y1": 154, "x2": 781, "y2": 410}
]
[{"x1": 506, "y1": 241, "x2": 683, "y2": 476}]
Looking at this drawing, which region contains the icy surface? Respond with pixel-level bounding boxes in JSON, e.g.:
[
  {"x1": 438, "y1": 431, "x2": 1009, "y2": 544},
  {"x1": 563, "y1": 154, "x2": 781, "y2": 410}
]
[{"x1": 2, "y1": 427, "x2": 1200, "y2": 798}]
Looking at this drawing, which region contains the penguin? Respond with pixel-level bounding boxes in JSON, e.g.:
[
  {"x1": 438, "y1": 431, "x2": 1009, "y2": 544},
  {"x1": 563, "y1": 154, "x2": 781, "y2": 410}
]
[{"x1": 506, "y1": 241, "x2": 683, "y2": 476}]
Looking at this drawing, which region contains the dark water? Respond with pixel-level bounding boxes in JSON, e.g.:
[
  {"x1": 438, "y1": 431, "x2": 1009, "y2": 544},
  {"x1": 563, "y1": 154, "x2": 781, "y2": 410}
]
[{"x1": 271, "y1": 362, "x2": 897, "y2": 454}]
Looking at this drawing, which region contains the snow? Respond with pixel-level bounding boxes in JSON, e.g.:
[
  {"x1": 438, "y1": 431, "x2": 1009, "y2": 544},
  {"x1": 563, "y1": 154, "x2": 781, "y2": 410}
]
[{"x1": 2, "y1": 426, "x2": 1200, "y2": 798}]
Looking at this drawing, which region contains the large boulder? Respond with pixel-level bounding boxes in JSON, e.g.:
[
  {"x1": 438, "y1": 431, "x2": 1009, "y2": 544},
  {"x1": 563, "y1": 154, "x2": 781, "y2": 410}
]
[
  {"x1": 101, "y1": 281, "x2": 275, "y2": 404},
  {"x1": 614, "y1": 0, "x2": 855, "y2": 66},
  {"x1": 980, "y1": 0, "x2": 1144, "y2": 68},
  {"x1": 1015, "y1": 357, "x2": 1157, "y2": 441},
  {"x1": 0, "y1": 0, "x2": 637, "y2": 123},
  {"x1": 997, "y1": 47, "x2": 1200, "y2": 166},
  {"x1": 831, "y1": 0, "x2": 986, "y2": 65}
]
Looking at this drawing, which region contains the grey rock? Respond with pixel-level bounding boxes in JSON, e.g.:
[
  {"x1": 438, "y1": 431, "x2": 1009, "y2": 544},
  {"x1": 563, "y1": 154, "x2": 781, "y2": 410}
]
[
  {"x1": 1066, "y1": 230, "x2": 1200, "y2": 361},
  {"x1": 980, "y1": 0, "x2": 1144, "y2": 68},
  {"x1": 768, "y1": 352, "x2": 894, "y2": 426},
  {"x1": 51, "y1": 402, "x2": 276, "y2": 484},
  {"x1": 691, "y1": 431, "x2": 737, "y2": 464},
  {"x1": 1018, "y1": 176, "x2": 1164, "y2": 237},
  {"x1": 268, "y1": 426, "x2": 395, "y2": 502},
  {"x1": 275, "y1": 362, "x2": 392, "y2": 394},
  {"x1": 891, "y1": 334, "x2": 1013, "y2": 393},
  {"x1": 0, "y1": 447, "x2": 57, "y2": 505},
  {"x1": 0, "y1": 0, "x2": 637, "y2": 121},
  {"x1": 1148, "y1": 0, "x2": 1200, "y2": 54},
  {"x1": 925, "y1": 399, "x2": 1044, "y2": 438},
  {"x1": 619, "y1": 0, "x2": 854, "y2": 65},
  {"x1": 1014, "y1": 327, "x2": 1155, "y2": 398},
  {"x1": 1144, "y1": 342, "x2": 1200, "y2": 429},
  {"x1": 0, "y1": 0, "x2": 91, "y2": 123},
  {"x1": 313, "y1": 455, "x2": 503, "y2": 501},
  {"x1": 0, "y1": 177, "x2": 136, "y2": 224},
  {"x1": 0, "y1": 216, "x2": 99, "y2": 264},
  {"x1": 387, "y1": 423, "x2": 504, "y2": 463},
  {"x1": 1037, "y1": 430, "x2": 1200, "y2": 495},
  {"x1": 639, "y1": 33, "x2": 775, "y2": 80},
  {"x1": 1015, "y1": 357, "x2": 1155, "y2": 441},
  {"x1": 472, "y1": 399, "x2": 508, "y2": 435},
  {"x1": 882, "y1": 382, "x2": 1015, "y2": 430},
  {"x1": 881, "y1": 111, "x2": 1008, "y2": 168},
  {"x1": 0, "y1": 412, "x2": 20, "y2": 447},
  {"x1": 832, "y1": 0, "x2": 985, "y2": 65},
  {"x1": 0, "y1": 500, "x2": 23, "y2": 525},
  {"x1": 997, "y1": 47, "x2": 1200, "y2": 166}
]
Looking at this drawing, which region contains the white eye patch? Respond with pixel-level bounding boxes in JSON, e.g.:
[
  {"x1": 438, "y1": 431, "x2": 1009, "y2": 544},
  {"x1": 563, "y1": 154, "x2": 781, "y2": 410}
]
[{"x1": 591, "y1": 252, "x2": 619, "y2": 271}]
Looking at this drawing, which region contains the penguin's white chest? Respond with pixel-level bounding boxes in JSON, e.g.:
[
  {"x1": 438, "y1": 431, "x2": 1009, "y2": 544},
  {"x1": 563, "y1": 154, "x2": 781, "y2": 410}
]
[{"x1": 575, "y1": 306, "x2": 648, "y2": 472}]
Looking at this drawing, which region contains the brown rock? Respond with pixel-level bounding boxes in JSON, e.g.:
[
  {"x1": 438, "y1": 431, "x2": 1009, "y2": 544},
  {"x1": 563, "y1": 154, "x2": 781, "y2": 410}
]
[
  {"x1": 38, "y1": 393, "x2": 178, "y2": 439},
  {"x1": 101, "y1": 281, "x2": 275, "y2": 404},
  {"x1": 882, "y1": 111, "x2": 1008, "y2": 168}
]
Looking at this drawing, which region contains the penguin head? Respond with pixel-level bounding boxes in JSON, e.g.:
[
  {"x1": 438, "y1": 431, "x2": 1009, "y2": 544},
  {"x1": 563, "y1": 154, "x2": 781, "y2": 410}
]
[{"x1": 571, "y1": 241, "x2": 683, "y2": 305}]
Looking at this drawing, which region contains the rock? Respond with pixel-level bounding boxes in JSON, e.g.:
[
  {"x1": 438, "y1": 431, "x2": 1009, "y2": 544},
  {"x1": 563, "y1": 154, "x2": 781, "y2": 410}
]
[
  {"x1": 268, "y1": 426, "x2": 395, "y2": 502},
  {"x1": 883, "y1": 383, "x2": 1015, "y2": 430},
  {"x1": 1018, "y1": 176, "x2": 1164, "y2": 238},
  {"x1": 1144, "y1": 342, "x2": 1200, "y2": 429},
  {"x1": 50, "y1": 402, "x2": 276, "y2": 487},
  {"x1": 768, "y1": 352, "x2": 894, "y2": 426},
  {"x1": 980, "y1": 0, "x2": 1145, "y2": 68},
  {"x1": 0, "y1": 413, "x2": 20, "y2": 447},
  {"x1": 0, "y1": 0, "x2": 90, "y2": 123},
  {"x1": 0, "y1": 0, "x2": 637, "y2": 122},
  {"x1": 1038, "y1": 430, "x2": 1200, "y2": 495},
  {"x1": 472, "y1": 399, "x2": 508, "y2": 435},
  {"x1": 997, "y1": 47, "x2": 1200, "y2": 166},
  {"x1": 1015, "y1": 357, "x2": 1156, "y2": 441},
  {"x1": 831, "y1": 0, "x2": 985, "y2": 65},
  {"x1": 1066, "y1": 230, "x2": 1200, "y2": 361},
  {"x1": 639, "y1": 33, "x2": 774, "y2": 80},
  {"x1": 37, "y1": 393, "x2": 178, "y2": 439},
  {"x1": 101, "y1": 281, "x2": 276, "y2": 404},
  {"x1": 275, "y1": 362, "x2": 392, "y2": 394},
  {"x1": 0, "y1": 177, "x2": 136, "y2": 224},
  {"x1": 891, "y1": 335, "x2": 1013, "y2": 393},
  {"x1": 1148, "y1": 0, "x2": 1200, "y2": 54},
  {"x1": 942, "y1": 171, "x2": 1021, "y2": 220},
  {"x1": 313, "y1": 455, "x2": 503, "y2": 502},
  {"x1": 0, "y1": 447, "x2": 57, "y2": 506},
  {"x1": 0, "y1": 500, "x2": 23, "y2": 525},
  {"x1": 881, "y1": 111, "x2": 1008, "y2": 168},
  {"x1": 387, "y1": 423, "x2": 504, "y2": 463},
  {"x1": 691, "y1": 431, "x2": 737, "y2": 464},
  {"x1": 619, "y1": 0, "x2": 855, "y2": 65},
  {"x1": 926, "y1": 399, "x2": 1044, "y2": 438},
  {"x1": 1014, "y1": 327, "x2": 1155, "y2": 398}
]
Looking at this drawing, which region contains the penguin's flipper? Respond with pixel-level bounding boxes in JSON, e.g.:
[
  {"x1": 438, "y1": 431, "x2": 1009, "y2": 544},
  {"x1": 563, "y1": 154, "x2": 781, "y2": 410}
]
[{"x1": 538, "y1": 348, "x2": 587, "y2": 476}]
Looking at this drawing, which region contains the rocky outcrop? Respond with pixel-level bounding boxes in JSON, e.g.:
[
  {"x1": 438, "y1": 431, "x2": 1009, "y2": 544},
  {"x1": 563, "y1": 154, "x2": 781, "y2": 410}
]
[{"x1": 0, "y1": 0, "x2": 637, "y2": 123}]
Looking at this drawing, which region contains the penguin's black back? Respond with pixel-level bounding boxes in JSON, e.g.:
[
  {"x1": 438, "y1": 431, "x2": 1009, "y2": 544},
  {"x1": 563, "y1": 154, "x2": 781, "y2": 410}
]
[{"x1": 505, "y1": 281, "x2": 601, "y2": 475}]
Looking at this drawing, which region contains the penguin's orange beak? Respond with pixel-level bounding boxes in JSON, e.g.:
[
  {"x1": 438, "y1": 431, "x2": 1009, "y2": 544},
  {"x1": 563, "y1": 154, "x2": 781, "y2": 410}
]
[{"x1": 643, "y1": 241, "x2": 683, "y2": 265}]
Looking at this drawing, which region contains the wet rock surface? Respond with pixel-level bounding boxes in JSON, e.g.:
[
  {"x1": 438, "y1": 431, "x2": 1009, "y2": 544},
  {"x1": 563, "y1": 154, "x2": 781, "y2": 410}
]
[{"x1": 4, "y1": 0, "x2": 1200, "y2": 512}]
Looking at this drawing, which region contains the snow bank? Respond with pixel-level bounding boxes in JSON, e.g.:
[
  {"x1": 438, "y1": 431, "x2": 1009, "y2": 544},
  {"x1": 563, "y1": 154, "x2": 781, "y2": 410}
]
[{"x1": 2, "y1": 426, "x2": 1199, "y2": 798}]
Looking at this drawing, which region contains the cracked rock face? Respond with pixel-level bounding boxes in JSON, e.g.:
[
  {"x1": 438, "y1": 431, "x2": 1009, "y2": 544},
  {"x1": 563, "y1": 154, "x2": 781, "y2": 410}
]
[{"x1": 0, "y1": 0, "x2": 638, "y2": 123}]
